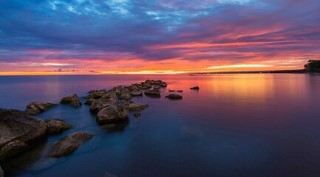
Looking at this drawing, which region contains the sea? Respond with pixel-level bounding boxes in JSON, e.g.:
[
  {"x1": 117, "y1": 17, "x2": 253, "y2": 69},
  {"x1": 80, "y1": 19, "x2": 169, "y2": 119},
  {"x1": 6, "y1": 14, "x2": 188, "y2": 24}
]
[{"x1": 1, "y1": 74, "x2": 320, "y2": 177}]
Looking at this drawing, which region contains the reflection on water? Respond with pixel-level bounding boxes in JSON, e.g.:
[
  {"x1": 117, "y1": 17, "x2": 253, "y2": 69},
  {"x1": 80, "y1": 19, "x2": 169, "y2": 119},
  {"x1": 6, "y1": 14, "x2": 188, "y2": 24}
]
[{"x1": 1, "y1": 74, "x2": 320, "y2": 177}]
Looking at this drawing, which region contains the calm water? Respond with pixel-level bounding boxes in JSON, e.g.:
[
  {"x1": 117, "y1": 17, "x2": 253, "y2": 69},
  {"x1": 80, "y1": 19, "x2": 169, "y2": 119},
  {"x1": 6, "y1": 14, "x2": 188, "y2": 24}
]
[{"x1": 1, "y1": 74, "x2": 320, "y2": 177}]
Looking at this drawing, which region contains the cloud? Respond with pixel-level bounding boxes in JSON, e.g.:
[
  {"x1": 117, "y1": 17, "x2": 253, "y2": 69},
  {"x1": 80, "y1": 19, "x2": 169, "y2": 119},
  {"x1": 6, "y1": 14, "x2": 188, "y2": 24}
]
[{"x1": 0, "y1": 0, "x2": 319, "y2": 73}]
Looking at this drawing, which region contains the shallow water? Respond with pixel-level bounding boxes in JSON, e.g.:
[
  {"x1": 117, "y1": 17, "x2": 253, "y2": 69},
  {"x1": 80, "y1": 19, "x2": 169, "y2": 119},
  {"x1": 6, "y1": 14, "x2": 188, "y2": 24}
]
[{"x1": 1, "y1": 74, "x2": 320, "y2": 177}]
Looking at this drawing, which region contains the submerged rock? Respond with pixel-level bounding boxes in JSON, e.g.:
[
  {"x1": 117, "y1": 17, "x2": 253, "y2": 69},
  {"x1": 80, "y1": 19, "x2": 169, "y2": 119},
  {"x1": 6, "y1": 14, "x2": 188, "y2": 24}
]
[
  {"x1": 0, "y1": 109, "x2": 47, "y2": 160},
  {"x1": 190, "y1": 86, "x2": 200, "y2": 90},
  {"x1": 165, "y1": 94, "x2": 183, "y2": 100},
  {"x1": 26, "y1": 102, "x2": 56, "y2": 115},
  {"x1": 60, "y1": 94, "x2": 82, "y2": 108},
  {"x1": 96, "y1": 105, "x2": 128, "y2": 125},
  {"x1": 133, "y1": 112, "x2": 141, "y2": 118},
  {"x1": 128, "y1": 103, "x2": 148, "y2": 112},
  {"x1": 100, "y1": 122, "x2": 128, "y2": 132},
  {"x1": 44, "y1": 119, "x2": 72, "y2": 135},
  {"x1": 48, "y1": 132, "x2": 94, "y2": 157}
]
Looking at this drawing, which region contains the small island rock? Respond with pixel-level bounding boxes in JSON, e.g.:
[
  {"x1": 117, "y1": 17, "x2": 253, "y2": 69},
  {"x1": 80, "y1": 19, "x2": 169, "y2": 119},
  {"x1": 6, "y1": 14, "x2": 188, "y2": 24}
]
[
  {"x1": 48, "y1": 132, "x2": 93, "y2": 157},
  {"x1": 44, "y1": 119, "x2": 72, "y2": 135},
  {"x1": 60, "y1": 94, "x2": 82, "y2": 108},
  {"x1": 190, "y1": 86, "x2": 200, "y2": 90},
  {"x1": 96, "y1": 105, "x2": 128, "y2": 125},
  {"x1": 128, "y1": 103, "x2": 148, "y2": 112},
  {"x1": 26, "y1": 102, "x2": 56, "y2": 115}
]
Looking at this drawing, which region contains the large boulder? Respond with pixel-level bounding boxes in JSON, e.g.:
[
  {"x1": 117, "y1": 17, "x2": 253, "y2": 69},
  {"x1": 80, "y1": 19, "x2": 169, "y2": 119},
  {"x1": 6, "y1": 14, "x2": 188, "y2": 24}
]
[
  {"x1": 96, "y1": 105, "x2": 128, "y2": 125},
  {"x1": 26, "y1": 102, "x2": 56, "y2": 115},
  {"x1": 48, "y1": 132, "x2": 94, "y2": 157},
  {"x1": 0, "y1": 109, "x2": 47, "y2": 160},
  {"x1": 60, "y1": 94, "x2": 82, "y2": 108},
  {"x1": 90, "y1": 96, "x2": 117, "y2": 115},
  {"x1": 165, "y1": 94, "x2": 183, "y2": 100},
  {"x1": 44, "y1": 119, "x2": 72, "y2": 135},
  {"x1": 128, "y1": 103, "x2": 148, "y2": 112}
]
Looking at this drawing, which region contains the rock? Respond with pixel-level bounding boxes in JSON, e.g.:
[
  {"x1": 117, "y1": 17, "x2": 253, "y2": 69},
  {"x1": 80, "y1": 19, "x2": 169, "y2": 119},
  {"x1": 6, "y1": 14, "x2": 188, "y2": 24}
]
[
  {"x1": 0, "y1": 140, "x2": 29, "y2": 159},
  {"x1": 96, "y1": 105, "x2": 128, "y2": 125},
  {"x1": 130, "y1": 90, "x2": 143, "y2": 97},
  {"x1": 133, "y1": 112, "x2": 141, "y2": 118},
  {"x1": 168, "y1": 90, "x2": 183, "y2": 93},
  {"x1": 48, "y1": 132, "x2": 93, "y2": 157},
  {"x1": 165, "y1": 94, "x2": 183, "y2": 100},
  {"x1": 26, "y1": 102, "x2": 56, "y2": 115},
  {"x1": 190, "y1": 86, "x2": 200, "y2": 90},
  {"x1": 144, "y1": 90, "x2": 161, "y2": 98},
  {"x1": 128, "y1": 103, "x2": 148, "y2": 112},
  {"x1": 90, "y1": 96, "x2": 117, "y2": 115},
  {"x1": 87, "y1": 89, "x2": 107, "y2": 99},
  {"x1": 60, "y1": 94, "x2": 82, "y2": 108},
  {"x1": 0, "y1": 109, "x2": 47, "y2": 160},
  {"x1": 118, "y1": 93, "x2": 132, "y2": 100},
  {"x1": 44, "y1": 119, "x2": 72, "y2": 135}
]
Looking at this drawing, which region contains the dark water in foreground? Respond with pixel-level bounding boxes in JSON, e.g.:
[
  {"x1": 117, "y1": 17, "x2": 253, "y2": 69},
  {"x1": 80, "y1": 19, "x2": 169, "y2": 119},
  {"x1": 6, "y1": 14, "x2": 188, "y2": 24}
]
[{"x1": 1, "y1": 74, "x2": 320, "y2": 177}]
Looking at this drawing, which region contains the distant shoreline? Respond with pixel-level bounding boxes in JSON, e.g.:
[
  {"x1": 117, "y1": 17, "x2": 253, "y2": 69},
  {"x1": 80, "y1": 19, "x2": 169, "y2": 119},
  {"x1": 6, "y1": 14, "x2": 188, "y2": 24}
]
[{"x1": 191, "y1": 69, "x2": 309, "y2": 75}]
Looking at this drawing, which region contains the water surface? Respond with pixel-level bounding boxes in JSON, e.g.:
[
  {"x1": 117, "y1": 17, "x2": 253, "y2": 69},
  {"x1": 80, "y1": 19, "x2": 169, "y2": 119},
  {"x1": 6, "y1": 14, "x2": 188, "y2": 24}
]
[{"x1": 1, "y1": 74, "x2": 320, "y2": 177}]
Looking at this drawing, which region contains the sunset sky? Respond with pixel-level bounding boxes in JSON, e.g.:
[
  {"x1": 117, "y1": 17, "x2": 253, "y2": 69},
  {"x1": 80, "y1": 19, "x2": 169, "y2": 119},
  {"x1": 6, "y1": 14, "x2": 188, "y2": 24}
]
[{"x1": 0, "y1": 0, "x2": 319, "y2": 75}]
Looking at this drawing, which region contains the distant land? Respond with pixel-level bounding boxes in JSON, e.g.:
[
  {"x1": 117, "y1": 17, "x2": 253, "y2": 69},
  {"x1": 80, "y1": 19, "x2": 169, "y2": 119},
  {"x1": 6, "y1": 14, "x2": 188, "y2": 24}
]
[{"x1": 192, "y1": 69, "x2": 308, "y2": 75}]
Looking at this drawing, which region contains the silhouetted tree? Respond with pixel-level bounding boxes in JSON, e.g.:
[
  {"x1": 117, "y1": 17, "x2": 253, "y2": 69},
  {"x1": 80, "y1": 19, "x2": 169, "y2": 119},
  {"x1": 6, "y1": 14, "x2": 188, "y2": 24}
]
[{"x1": 304, "y1": 60, "x2": 320, "y2": 72}]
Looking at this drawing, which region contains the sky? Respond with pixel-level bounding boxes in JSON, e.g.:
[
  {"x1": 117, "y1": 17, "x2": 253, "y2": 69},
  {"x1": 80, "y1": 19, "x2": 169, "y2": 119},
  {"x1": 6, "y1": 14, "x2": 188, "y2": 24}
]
[{"x1": 0, "y1": 0, "x2": 319, "y2": 75}]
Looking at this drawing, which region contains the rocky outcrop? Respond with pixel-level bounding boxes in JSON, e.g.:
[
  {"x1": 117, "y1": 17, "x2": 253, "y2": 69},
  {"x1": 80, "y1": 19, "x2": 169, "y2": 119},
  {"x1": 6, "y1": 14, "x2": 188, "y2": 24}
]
[
  {"x1": 60, "y1": 94, "x2": 82, "y2": 108},
  {"x1": 130, "y1": 90, "x2": 143, "y2": 97},
  {"x1": 48, "y1": 132, "x2": 93, "y2": 157},
  {"x1": 26, "y1": 102, "x2": 56, "y2": 115},
  {"x1": 96, "y1": 105, "x2": 128, "y2": 125},
  {"x1": 165, "y1": 94, "x2": 183, "y2": 100},
  {"x1": 128, "y1": 103, "x2": 148, "y2": 112},
  {"x1": 0, "y1": 109, "x2": 47, "y2": 160},
  {"x1": 44, "y1": 119, "x2": 72, "y2": 135},
  {"x1": 190, "y1": 86, "x2": 200, "y2": 90}
]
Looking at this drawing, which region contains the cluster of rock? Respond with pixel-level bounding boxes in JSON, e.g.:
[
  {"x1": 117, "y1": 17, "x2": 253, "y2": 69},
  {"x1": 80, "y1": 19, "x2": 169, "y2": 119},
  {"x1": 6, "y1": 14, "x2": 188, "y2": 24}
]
[
  {"x1": 26, "y1": 102, "x2": 56, "y2": 115},
  {"x1": 85, "y1": 80, "x2": 167, "y2": 128},
  {"x1": 0, "y1": 109, "x2": 77, "y2": 162},
  {"x1": 0, "y1": 79, "x2": 196, "y2": 176}
]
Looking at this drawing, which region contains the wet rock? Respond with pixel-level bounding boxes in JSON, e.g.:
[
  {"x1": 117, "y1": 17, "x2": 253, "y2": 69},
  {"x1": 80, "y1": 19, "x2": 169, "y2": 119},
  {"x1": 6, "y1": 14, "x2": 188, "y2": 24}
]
[
  {"x1": 165, "y1": 94, "x2": 183, "y2": 100},
  {"x1": 119, "y1": 92, "x2": 132, "y2": 100},
  {"x1": 0, "y1": 140, "x2": 29, "y2": 160},
  {"x1": 96, "y1": 105, "x2": 128, "y2": 125},
  {"x1": 144, "y1": 90, "x2": 161, "y2": 98},
  {"x1": 0, "y1": 165, "x2": 3, "y2": 177},
  {"x1": 130, "y1": 90, "x2": 143, "y2": 97},
  {"x1": 128, "y1": 103, "x2": 148, "y2": 112},
  {"x1": 90, "y1": 96, "x2": 117, "y2": 115},
  {"x1": 44, "y1": 119, "x2": 72, "y2": 135},
  {"x1": 48, "y1": 132, "x2": 93, "y2": 157},
  {"x1": 26, "y1": 102, "x2": 56, "y2": 115},
  {"x1": 190, "y1": 86, "x2": 200, "y2": 90},
  {"x1": 60, "y1": 94, "x2": 82, "y2": 108},
  {"x1": 0, "y1": 109, "x2": 47, "y2": 160},
  {"x1": 87, "y1": 89, "x2": 107, "y2": 99}
]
